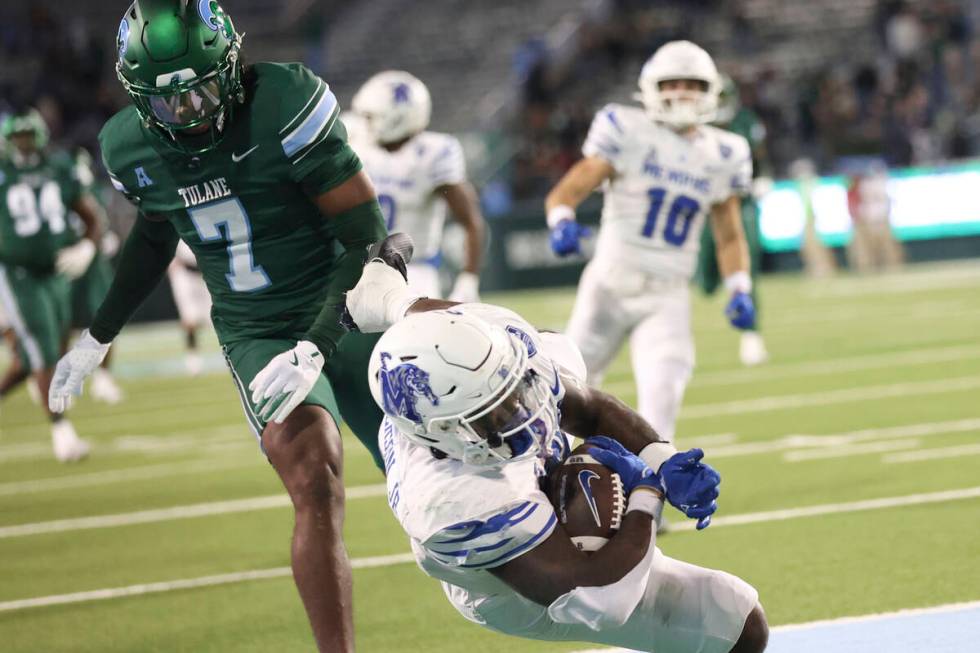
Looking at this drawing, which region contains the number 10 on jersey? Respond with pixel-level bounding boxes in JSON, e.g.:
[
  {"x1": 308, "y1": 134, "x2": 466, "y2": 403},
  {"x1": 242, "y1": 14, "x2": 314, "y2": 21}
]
[{"x1": 641, "y1": 188, "x2": 700, "y2": 246}]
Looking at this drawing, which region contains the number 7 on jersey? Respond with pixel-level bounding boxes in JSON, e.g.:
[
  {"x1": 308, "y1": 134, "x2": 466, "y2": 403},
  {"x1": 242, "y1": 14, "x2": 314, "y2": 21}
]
[{"x1": 189, "y1": 198, "x2": 271, "y2": 292}]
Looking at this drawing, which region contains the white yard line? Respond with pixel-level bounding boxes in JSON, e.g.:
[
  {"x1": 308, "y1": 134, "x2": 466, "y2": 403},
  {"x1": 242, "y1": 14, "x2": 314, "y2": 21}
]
[
  {"x1": 882, "y1": 443, "x2": 980, "y2": 464},
  {"x1": 0, "y1": 483, "x2": 388, "y2": 539},
  {"x1": 678, "y1": 376, "x2": 980, "y2": 419},
  {"x1": 783, "y1": 439, "x2": 921, "y2": 462},
  {"x1": 1, "y1": 487, "x2": 977, "y2": 612},
  {"x1": 707, "y1": 417, "x2": 980, "y2": 459}
]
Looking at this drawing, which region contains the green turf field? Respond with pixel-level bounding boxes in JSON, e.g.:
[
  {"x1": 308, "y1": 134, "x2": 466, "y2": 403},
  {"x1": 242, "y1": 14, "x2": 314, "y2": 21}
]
[{"x1": 1, "y1": 262, "x2": 979, "y2": 652}]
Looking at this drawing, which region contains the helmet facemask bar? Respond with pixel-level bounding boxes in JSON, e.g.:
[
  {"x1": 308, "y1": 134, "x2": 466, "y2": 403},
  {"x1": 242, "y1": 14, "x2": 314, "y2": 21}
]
[
  {"x1": 117, "y1": 35, "x2": 244, "y2": 154},
  {"x1": 640, "y1": 76, "x2": 719, "y2": 128},
  {"x1": 424, "y1": 337, "x2": 557, "y2": 466}
]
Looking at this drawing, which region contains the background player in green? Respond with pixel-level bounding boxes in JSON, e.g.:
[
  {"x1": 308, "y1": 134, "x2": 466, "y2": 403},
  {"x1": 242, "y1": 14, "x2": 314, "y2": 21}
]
[
  {"x1": 66, "y1": 147, "x2": 125, "y2": 404},
  {"x1": 0, "y1": 108, "x2": 104, "y2": 461},
  {"x1": 697, "y1": 74, "x2": 770, "y2": 366},
  {"x1": 48, "y1": 2, "x2": 388, "y2": 650}
]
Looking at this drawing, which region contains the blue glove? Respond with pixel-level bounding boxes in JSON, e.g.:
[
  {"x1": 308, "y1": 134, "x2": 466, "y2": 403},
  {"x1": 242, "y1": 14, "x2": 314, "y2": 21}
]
[
  {"x1": 549, "y1": 219, "x2": 591, "y2": 257},
  {"x1": 585, "y1": 436, "x2": 663, "y2": 495},
  {"x1": 660, "y1": 448, "x2": 721, "y2": 530},
  {"x1": 725, "y1": 291, "x2": 756, "y2": 330}
]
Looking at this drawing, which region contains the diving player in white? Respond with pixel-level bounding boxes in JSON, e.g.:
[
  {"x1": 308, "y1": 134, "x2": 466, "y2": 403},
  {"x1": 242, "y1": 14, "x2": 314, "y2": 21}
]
[
  {"x1": 348, "y1": 71, "x2": 485, "y2": 302},
  {"x1": 343, "y1": 258, "x2": 768, "y2": 652},
  {"x1": 545, "y1": 41, "x2": 757, "y2": 442}
]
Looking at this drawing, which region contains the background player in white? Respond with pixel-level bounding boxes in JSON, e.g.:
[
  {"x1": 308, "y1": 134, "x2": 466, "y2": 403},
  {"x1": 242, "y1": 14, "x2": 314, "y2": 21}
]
[
  {"x1": 544, "y1": 40, "x2": 756, "y2": 442},
  {"x1": 167, "y1": 240, "x2": 212, "y2": 375},
  {"x1": 343, "y1": 266, "x2": 767, "y2": 652},
  {"x1": 348, "y1": 71, "x2": 485, "y2": 302}
]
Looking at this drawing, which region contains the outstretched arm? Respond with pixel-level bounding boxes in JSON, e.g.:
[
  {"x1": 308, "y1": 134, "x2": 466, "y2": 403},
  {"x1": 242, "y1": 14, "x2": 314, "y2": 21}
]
[{"x1": 89, "y1": 215, "x2": 179, "y2": 343}]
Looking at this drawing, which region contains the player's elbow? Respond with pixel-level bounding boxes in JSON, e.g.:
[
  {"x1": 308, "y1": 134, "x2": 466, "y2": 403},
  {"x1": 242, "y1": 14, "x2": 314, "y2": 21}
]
[{"x1": 730, "y1": 603, "x2": 769, "y2": 653}]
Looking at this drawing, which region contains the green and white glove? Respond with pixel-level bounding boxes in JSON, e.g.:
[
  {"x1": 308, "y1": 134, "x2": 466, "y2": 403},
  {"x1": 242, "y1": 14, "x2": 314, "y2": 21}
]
[{"x1": 249, "y1": 340, "x2": 324, "y2": 424}]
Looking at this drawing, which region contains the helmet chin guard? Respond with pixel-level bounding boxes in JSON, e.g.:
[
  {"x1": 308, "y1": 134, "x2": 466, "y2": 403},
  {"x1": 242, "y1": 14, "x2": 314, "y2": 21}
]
[{"x1": 369, "y1": 311, "x2": 559, "y2": 467}]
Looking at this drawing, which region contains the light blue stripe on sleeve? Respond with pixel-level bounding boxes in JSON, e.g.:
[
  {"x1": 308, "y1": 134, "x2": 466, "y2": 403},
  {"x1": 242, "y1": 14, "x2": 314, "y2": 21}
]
[{"x1": 281, "y1": 85, "x2": 338, "y2": 158}]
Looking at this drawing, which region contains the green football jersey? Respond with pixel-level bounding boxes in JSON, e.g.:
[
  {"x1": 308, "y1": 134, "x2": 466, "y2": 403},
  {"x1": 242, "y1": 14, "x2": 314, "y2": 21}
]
[
  {"x1": 0, "y1": 152, "x2": 82, "y2": 274},
  {"x1": 99, "y1": 62, "x2": 362, "y2": 346}
]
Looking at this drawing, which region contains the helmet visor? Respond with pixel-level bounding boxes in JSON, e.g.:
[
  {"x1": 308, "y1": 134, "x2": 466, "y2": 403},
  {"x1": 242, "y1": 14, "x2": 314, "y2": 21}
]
[
  {"x1": 466, "y1": 369, "x2": 553, "y2": 458},
  {"x1": 148, "y1": 79, "x2": 223, "y2": 126}
]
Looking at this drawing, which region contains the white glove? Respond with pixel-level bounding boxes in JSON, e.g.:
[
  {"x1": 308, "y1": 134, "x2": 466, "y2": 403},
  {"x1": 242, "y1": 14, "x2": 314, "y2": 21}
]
[
  {"x1": 56, "y1": 239, "x2": 97, "y2": 279},
  {"x1": 48, "y1": 330, "x2": 112, "y2": 413},
  {"x1": 346, "y1": 261, "x2": 421, "y2": 333},
  {"x1": 249, "y1": 340, "x2": 324, "y2": 424},
  {"x1": 101, "y1": 231, "x2": 121, "y2": 257},
  {"x1": 448, "y1": 272, "x2": 480, "y2": 303}
]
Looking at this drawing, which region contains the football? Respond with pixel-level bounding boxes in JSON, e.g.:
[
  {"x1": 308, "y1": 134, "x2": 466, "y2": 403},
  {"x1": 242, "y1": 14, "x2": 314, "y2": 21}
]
[{"x1": 545, "y1": 443, "x2": 626, "y2": 552}]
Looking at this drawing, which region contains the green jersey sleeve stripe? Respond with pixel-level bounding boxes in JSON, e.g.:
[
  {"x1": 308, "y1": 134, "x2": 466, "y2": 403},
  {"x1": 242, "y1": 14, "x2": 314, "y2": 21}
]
[
  {"x1": 279, "y1": 79, "x2": 326, "y2": 136},
  {"x1": 281, "y1": 85, "x2": 338, "y2": 158},
  {"x1": 291, "y1": 105, "x2": 341, "y2": 165}
]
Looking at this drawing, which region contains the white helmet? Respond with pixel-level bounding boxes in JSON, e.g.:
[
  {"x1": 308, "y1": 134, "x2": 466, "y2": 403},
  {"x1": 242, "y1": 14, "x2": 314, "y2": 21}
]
[
  {"x1": 368, "y1": 310, "x2": 558, "y2": 467},
  {"x1": 637, "y1": 40, "x2": 720, "y2": 128},
  {"x1": 351, "y1": 70, "x2": 432, "y2": 145}
]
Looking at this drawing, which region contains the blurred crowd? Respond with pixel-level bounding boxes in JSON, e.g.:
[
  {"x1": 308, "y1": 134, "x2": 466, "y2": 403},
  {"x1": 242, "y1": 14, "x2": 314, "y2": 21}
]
[{"x1": 509, "y1": 0, "x2": 979, "y2": 199}]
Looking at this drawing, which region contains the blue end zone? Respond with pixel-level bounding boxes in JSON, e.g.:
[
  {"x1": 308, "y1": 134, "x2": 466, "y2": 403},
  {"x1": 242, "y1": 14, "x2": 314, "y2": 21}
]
[{"x1": 769, "y1": 604, "x2": 980, "y2": 653}]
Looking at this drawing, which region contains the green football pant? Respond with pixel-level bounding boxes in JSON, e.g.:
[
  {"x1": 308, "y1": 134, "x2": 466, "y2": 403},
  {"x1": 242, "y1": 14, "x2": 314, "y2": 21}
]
[
  {"x1": 0, "y1": 263, "x2": 71, "y2": 372},
  {"x1": 223, "y1": 331, "x2": 385, "y2": 469}
]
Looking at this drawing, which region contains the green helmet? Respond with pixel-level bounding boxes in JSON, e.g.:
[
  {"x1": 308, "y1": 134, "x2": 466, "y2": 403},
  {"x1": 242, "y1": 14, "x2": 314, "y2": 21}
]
[
  {"x1": 1, "y1": 108, "x2": 50, "y2": 167},
  {"x1": 714, "y1": 73, "x2": 740, "y2": 125},
  {"x1": 115, "y1": 0, "x2": 244, "y2": 154}
]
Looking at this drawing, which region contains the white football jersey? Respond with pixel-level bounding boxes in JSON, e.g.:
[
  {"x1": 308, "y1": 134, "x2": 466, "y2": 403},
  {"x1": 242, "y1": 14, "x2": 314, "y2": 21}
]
[
  {"x1": 583, "y1": 103, "x2": 752, "y2": 279},
  {"x1": 353, "y1": 131, "x2": 466, "y2": 262},
  {"x1": 379, "y1": 303, "x2": 579, "y2": 597}
]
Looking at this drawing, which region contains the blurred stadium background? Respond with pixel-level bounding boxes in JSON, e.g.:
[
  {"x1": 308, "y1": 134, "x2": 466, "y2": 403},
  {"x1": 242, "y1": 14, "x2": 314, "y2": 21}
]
[{"x1": 1, "y1": 1, "x2": 979, "y2": 651}]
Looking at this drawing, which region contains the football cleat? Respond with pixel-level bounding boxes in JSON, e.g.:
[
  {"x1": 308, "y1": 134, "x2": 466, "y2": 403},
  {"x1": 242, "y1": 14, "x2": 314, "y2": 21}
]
[{"x1": 52, "y1": 420, "x2": 90, "y2": 463}]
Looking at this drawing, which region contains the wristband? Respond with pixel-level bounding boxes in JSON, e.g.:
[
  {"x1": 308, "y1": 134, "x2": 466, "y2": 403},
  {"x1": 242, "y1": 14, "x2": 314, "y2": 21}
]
[
  {"x1": 626, "y1": 487, "x2": 665, "y2": 522},
  {"x1": 724, "y1": 271, "x2": 752, "y2": 294},
  {"x1": 546, "y1": 204, "x2": 576, "y2": 229},
  {"x1": 639, "y1": 441, "x2": 678, "y2": 473}
]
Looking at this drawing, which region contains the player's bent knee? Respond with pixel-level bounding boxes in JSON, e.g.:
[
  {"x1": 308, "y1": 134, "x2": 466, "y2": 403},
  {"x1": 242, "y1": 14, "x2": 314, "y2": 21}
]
[
  {"x1": 730, "y1": 604, "x2": 768, "y2": 653},
  {"x1": 262, "y1": 406, "x2": 345, "y2": 511}
]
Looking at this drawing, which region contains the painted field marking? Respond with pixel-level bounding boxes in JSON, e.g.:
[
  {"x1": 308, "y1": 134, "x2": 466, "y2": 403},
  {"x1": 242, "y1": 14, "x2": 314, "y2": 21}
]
[
  {"x1": 783, "y1": 439, "x2": 921, "y2": 462},
  {"x1": 0, "y1": 483, "x2": 388, "y2": 538},
  {"x1": 708, "y1": 417, "x2": 980, "y2": 459},
  {"x1": 678, "y1": 376, "x2": 980, "y2": 419},
  {"x1": 0, "y1": 429, "x2": 249, "y2": 463},
  {"x1": 883, "y1": 443, "x2": 980, "y2": 464},
  {"x1": 1, "y1": 488, "x2": 978, "y2": 612},
  {"x1": 569, "y1": 601, "x2": 980, "y2": 653}
]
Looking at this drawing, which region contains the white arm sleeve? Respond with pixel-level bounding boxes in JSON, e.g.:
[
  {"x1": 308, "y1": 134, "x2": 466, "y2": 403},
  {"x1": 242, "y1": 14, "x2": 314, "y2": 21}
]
[
  {"x1": 582, "y1": 104, "x2": 629, "y2": 174},
  {"x1": 546, "y1": 537, "x2": 656, "y2": 630}
]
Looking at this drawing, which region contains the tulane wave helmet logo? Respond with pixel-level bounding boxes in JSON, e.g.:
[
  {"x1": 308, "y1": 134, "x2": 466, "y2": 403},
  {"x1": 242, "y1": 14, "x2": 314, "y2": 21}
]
[
  {"x1": 378, "y1": 352, "x2": 439, "y2": 424},
  {"x1": 198, "y1": 0, "x2": 219, "y2": 30},
  {"x1": 116, "y1": 18, "x2": 130, "y2": 58}
]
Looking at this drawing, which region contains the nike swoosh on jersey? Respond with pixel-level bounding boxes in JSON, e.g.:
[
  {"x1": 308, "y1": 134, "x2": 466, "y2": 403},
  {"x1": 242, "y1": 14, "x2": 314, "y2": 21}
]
[
  {"x1": 231, "y1": 145, "x2": 259, "y2": 162},
  {"x1": 578, "y1": 469, "x2": 602, "y2": 527}
]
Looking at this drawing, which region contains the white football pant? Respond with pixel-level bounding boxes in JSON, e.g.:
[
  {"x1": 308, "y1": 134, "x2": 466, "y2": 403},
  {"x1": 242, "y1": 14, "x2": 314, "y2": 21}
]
[
  {"x1": 406, "y1": 262, "x2": 442, "y2": 299},
  {"x1": 167, "y1": 263, "x2": 211, "y2": 327},
  {"x1": 566, "y1": 258, "x2": 694, "y2": 442}
]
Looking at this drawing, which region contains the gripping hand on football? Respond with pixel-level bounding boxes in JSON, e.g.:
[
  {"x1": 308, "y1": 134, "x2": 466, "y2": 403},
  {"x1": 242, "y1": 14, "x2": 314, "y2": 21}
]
[
  {"x1": 249, "y1": 341, "x2": 324, "y2": 424},
  {"x1": 48, "y1": 330, "x2": 111, "y2": 413},
  {"x1": 549, "y1": 219, "x2": 591, "y2": 257},
  {"x1": 659, "y1": 448, "x2": 721, "y2": 530},
  {"x1": 585, "y1": 436, "x2": 664, "y2": 495},
  {"x1": 725, "y1": 291, "x2": 756, "y2": 330}
]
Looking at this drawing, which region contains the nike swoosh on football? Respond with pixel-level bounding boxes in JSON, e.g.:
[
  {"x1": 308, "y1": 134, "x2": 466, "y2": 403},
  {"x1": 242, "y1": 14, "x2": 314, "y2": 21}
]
[
  {"x1": 578, "y1": 470, "x2": 602, "y2": 527},
  {"x1": 231, "y1": 145, "x2": 259, "y2": 162}
]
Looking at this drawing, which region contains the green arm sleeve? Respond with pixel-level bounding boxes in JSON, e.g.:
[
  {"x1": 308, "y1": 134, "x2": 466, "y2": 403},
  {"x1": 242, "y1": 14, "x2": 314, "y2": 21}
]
[
  {"x1": 303, "y1": 200, "x2": 387, "y2": 357},
  {"x1": 89, "y1": 216, "x2": 179, "y2": 344}
]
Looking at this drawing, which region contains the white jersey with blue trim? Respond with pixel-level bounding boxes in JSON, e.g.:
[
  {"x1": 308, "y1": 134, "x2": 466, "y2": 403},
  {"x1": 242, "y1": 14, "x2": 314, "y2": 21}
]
[
  {"x1": 583, "y1": 103, "x2": 752, "y2": 279},
  {"x1": 379, "y1": 303, "x2": 577, "y2": 597},
  {"x1": 352, "y1": 130, "x2": 466, "y2": 263}
]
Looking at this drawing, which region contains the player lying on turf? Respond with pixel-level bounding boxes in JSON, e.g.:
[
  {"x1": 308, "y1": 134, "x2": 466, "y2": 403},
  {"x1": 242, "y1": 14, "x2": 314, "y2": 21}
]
[{"x1": 344, "y1": 256, "x2": 768, "y2": 652}]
